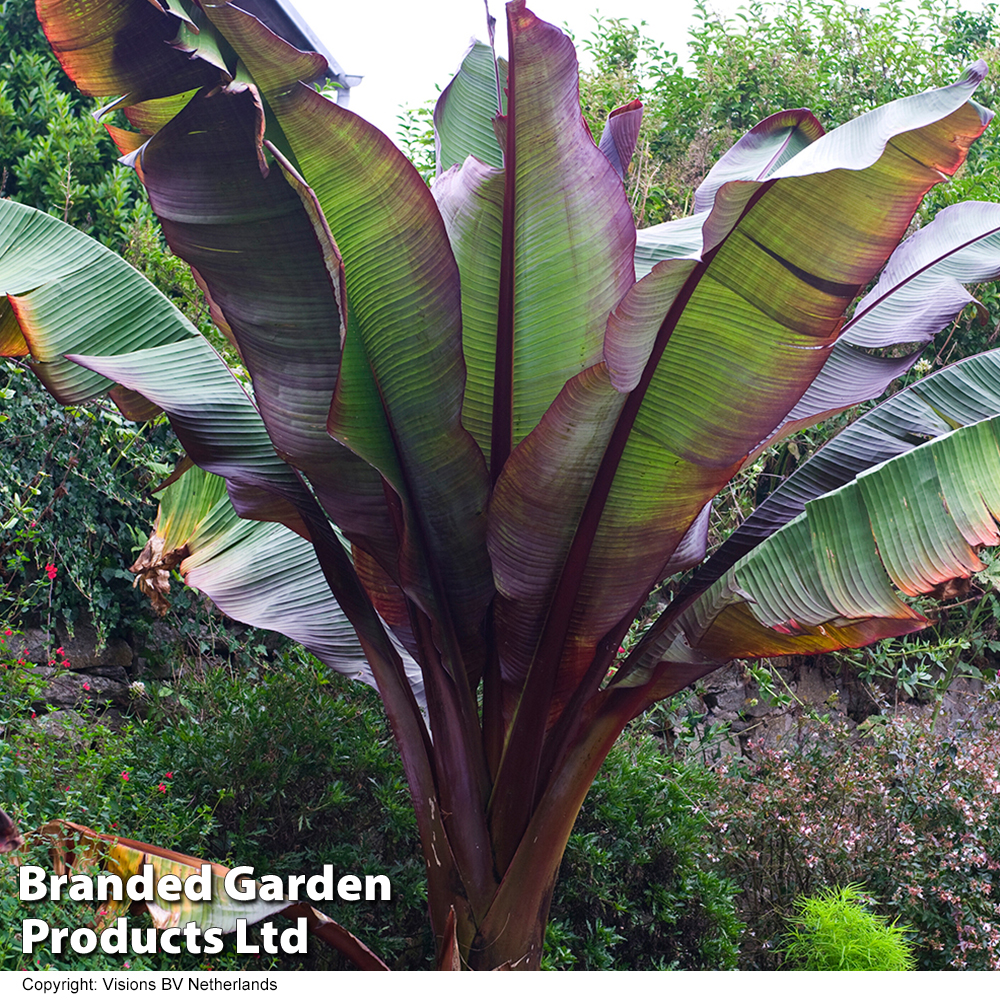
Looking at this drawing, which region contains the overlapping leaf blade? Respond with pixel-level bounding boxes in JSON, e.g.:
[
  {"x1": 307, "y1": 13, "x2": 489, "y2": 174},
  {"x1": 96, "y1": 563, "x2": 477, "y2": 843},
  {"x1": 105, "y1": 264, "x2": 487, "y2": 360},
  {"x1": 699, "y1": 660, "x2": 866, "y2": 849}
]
[
  {"x1": 434, "y1": 39, "x2": 508, "y2": 174},
  {"x1": 37, "y1": 0, "x2": 226, "y2": 103},
  {"x1": 199, "y1": 2, "x2": 494, "y2": 677},
  {"x1": 488, "y1": 62, "x2": 991, "y2": 725},
  {"x1": 625, "y1": 410, "x2": 1000, "y2": 701},
  {"x1": 0, "y1": 200, "x2": 196, "y2": 403},
  {"x1": 131, "y1": 81, "x2": 400, "y2": 575}
]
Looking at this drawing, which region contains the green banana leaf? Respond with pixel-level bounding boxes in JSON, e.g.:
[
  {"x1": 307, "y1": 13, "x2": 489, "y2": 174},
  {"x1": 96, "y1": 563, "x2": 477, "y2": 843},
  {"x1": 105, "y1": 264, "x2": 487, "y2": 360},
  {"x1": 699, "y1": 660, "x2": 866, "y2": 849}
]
[
  {"x1": 617, "y1": 347, "x2": 1000, "y2": 696},
  {"x1": 196, "y1": 2, "x2": 495, "y2": 687},
  {"x1": 434, "y1": 39, "x2": 508, "y2": 174}
]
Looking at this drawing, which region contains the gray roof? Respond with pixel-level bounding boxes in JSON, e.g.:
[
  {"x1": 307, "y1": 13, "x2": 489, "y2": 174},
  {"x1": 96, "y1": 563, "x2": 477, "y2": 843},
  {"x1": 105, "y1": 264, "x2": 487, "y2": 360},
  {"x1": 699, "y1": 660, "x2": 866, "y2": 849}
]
[{"x1": 233, "y1": 0, "x2": 362, "y2": 106}]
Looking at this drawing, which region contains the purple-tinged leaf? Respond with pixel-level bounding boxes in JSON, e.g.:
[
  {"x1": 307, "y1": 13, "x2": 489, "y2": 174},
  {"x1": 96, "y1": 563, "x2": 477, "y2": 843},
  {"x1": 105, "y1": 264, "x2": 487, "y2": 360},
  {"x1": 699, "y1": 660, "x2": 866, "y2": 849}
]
[
  {"x1": 490, "y1": 0, "x2": 636, "y2": 474},
  {"x1": 132, "y1": 82, "x2": 400, "y2": 575},
  {"x1": 202, "y1": 4, "x2": 496, "y2": 688},
  {"x1": 757, "y1": 199, "x2": 1000, "y2": 452},
  {"x1": 489, "y1": 61, "x2": 991, "y2": 760},
  {"x1": 37, "y1": 0, "x2": 226, "y2": 103},
  {"x1": 693, "y1": 108, "x2": 823, "y2": 213},
  {"x1": 598, "y1": 99, "x2": 643, "y2": 181}
]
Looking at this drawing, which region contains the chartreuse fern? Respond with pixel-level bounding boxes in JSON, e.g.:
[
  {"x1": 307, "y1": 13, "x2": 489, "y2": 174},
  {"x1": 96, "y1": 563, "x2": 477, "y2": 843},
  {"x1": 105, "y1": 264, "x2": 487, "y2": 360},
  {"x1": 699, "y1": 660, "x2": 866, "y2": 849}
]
[{"x1": 781, "y1": 884, "x2": 915, "y2": 971}]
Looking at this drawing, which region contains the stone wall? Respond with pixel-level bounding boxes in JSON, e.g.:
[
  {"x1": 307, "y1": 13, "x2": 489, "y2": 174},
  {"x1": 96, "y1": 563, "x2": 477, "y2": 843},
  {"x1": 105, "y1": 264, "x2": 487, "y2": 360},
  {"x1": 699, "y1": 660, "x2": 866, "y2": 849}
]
[{"x1": 677, "y1": 656, "x2": 994, "y2": 759}]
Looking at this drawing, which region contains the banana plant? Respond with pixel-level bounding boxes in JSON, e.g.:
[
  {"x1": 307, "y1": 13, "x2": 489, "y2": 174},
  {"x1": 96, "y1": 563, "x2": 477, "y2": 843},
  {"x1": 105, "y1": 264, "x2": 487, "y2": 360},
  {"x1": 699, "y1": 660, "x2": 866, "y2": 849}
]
[{"x1": 7, "y1": 0, "x2": 1000, "y2": 968}]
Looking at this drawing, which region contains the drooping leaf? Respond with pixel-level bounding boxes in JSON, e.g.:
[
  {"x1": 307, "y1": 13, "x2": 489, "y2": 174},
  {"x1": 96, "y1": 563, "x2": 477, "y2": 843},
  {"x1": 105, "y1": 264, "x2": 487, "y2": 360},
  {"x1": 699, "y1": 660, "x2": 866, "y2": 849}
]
[
  {"x1": 200, "y1": 2, "x2": 494, "y2": 681},
  {"x1": 0, "y1": 199, "x2": 197, "y2": 404},
  {"x1": 686, "y1": 269, "x2": 1000, "y2": 599},
  {"x1": 622, "y1": 409, "x2": 1000, "y2": 700},
  {"x1": 132, "y1": 464, "x2": 425, "y2": 703},
  {"x1": 131, "y1": 81, "x2": 400, "y2": 577},
  {"x1": 37, "y1": 0, "x2": 226, "y2": 103}
]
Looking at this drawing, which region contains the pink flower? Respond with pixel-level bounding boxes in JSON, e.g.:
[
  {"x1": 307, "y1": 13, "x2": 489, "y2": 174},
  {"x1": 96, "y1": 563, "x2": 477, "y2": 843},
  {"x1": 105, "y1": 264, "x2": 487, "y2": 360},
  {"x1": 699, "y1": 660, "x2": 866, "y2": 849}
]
[
  {"x1": 158, "y1": 783, "x2": 167, "y2": 793},
  {"x1": 82, "y1": 682, "x2": 90, "y2": 691},
  {"x1": 45, "y1": 564, "x2": 57, "y2": 580},
  {"x1": 56, "y1": 647, "x2": 64, "y2": 656},
  {"x1": 62, "y1": 660, "x2": 71, "y2": 668},
  {"x1": 3, "y1": 629, "x2": 11, "y2": 636},
  {"x1": 165, "y1": 772, "x2": 173, "y2": 779},
  {"x1": 121, "y1": 771, "x2": 130, "y2": 782}
]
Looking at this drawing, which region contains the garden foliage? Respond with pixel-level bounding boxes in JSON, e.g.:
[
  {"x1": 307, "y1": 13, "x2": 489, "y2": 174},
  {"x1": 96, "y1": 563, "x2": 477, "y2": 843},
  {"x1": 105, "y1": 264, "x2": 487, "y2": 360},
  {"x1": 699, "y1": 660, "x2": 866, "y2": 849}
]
[{"x1": 706, "y1": 705, "x2": 1000, "y2": 969}]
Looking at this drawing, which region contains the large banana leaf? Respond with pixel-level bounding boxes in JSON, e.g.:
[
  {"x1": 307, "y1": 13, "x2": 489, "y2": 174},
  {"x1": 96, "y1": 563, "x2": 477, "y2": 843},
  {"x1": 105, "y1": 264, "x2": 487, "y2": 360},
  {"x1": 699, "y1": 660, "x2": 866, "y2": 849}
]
[
  {"x1": 36, "y1": 0, "x2": 226, "y2": 104},
  {"x1": 0, "y1": 200, "x2": 422, "y2": 710},
  {"x1": 129, "y1": 81, "x2": 400, "y2": 580},
  {"x1": 433, "y1": 3, "x2": 636, "y2": 476},
  {"x1": 194, "y1": 3, "x2": 495, "y2": 695},
  {"x1": 622, "y1": 411, "x2": 1000, "y2": 696},
  {"x1": 132, "y1": 464, "x2": 425, "y2": 705},
  {"x1": 0, "y1": 199, "x2": 307, "y2": 530},
  {"x1": 615, "y1": 347, "x2": 1000, "y2": 697},
  {"x1": 488, "y1": 63, "x2": 991, "y2": 733}
]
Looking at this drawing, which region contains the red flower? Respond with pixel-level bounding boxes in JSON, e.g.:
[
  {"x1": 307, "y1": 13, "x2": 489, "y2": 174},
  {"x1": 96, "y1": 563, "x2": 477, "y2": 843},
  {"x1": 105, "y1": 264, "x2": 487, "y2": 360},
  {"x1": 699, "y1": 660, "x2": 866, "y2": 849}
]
[
  {"x1": 121, "y1": 771, "x2": 130, "y2": 782},
  {"x1": 45, "y1": 564, "x2": 57, "y2": 580},
  {"x1": 56, "y1": 647, "x2": 64, "y2": 656},
  {"x1": 3, "y1": 629, "x2": 11, "y2": 636},
  {"x1": 62, "y1": 660, "x2": 71, "y2": 668},
  {"x1": 82, "y1": 682, "x2": 90, "y2": 691},
  {"x1": 157, "y1": 783, "x2": 167, "y2": 793},
  {"x1": 165, "y1": 772, "x2": 173, "y2": 779}
]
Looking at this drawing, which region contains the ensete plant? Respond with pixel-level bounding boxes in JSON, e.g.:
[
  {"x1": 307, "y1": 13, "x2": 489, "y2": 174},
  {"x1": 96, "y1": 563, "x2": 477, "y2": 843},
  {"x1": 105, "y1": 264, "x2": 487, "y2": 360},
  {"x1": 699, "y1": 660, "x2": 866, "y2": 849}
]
[{"x1": 8, "y1": 0, "x2": 1000, "y2": 969}]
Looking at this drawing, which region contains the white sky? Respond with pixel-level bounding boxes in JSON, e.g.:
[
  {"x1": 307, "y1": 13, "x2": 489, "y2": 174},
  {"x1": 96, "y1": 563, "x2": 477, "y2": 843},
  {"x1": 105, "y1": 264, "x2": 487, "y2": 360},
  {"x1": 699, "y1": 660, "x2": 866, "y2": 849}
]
[{"x1": 290, "y1": 0, "x2": 765, "y2": 138}]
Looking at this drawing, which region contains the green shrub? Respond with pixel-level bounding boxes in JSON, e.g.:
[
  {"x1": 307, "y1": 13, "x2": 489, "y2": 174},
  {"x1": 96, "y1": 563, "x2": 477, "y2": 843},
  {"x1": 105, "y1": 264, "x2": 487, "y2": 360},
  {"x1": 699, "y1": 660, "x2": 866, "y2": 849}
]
[
  {"x1": 0, "y1": 641, "x2": 433, "y2": 970},
  {"x1": 781, "y1": 884, "x2": 915, "y2": 971},
  {"x1": 544, "y1": 728, "x2": 742, "y2": 970},
  {"x1": 704, "y1": 689, "x2": 1000, "y2": 970},
  {"x1": 0, "y1": 361, "x2": 179, "y2": 646}
]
